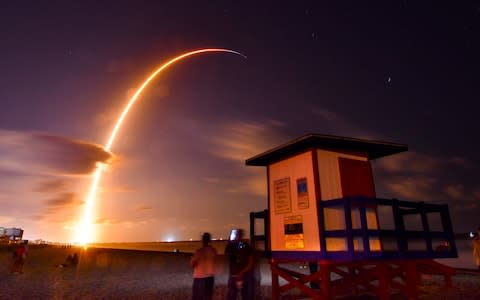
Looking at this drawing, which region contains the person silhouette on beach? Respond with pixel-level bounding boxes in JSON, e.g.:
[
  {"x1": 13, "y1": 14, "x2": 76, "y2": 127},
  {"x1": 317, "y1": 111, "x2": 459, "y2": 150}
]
[
  {"x1": 71, "y1": 253, "x2": 79, "y2": 266},
  {"x1": 11, "y1": 240, "x2": 28, "y2": 274},
  {"x1": 473, "y1": 226, "x2": 480, "y2": 270},
  {"x1": 191, "y1": 232, "x2": 218, "y2": 300},
  {"x1": 58, "y1": 253, "x2": 79, "y2": 268},
  {"x1": 225, "y1": 229, "x2": 256, "y2": 300}
]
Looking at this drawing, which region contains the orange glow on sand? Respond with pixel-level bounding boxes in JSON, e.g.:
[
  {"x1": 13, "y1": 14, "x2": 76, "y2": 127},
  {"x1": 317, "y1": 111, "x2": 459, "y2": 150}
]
[{"x1": 75, "y1": 49, "x2": 246, "y2": 244}]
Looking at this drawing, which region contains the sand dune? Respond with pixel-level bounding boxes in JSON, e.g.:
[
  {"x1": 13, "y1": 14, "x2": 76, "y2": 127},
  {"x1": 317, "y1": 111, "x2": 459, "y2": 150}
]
[{"x1": 0, "y1": 244, "x2": 479, "y2": 299}]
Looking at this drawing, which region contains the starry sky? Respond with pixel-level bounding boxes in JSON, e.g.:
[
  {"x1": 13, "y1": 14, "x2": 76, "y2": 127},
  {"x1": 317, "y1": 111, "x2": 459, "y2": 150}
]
[{"x1": 0, "y1": 1, "x2": 479, "y2": 243}]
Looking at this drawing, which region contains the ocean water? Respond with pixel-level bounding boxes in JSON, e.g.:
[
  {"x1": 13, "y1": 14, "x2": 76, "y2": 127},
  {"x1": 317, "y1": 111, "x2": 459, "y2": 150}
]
[
  {"x1": 438, "y1": 237, "x2": 477, "y2": 270},
  {"x1": 90, "y1": 240, "x2": 230, "y2": 255},
  {"x1": 91, "y1": 237, "x2": 478, "y2": 270}
]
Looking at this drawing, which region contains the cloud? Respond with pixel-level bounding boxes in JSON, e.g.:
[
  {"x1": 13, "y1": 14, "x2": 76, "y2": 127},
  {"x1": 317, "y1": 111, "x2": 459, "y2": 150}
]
[
  {"x1": 95, "y1": 218, "x2": 120, "y2": 225},
  {"x1": 452, "y1": 202, "x2": 479, "y2": 212},
  {"x1": 44, "y1": 192, "x2": 83, "y2": 208},
  {"x1": 93, "y1": 107, "x2": 119, "y2": 128},
  {"x1": 444, "y1": 184, "x2": 466, "y2": 200},
  {"x1": 376, "y1": 152, "x2": 441, "y2": 174},
  {"x1": 474, "y1": 189, "x2": 480, "y2": 201},
  {"x1": 444, "y1": 184, "x2": 480, "y2": 202},
  {"x1": 197, "y1": 120, "x2": 284, "y2": 197},
  {"x1": 95, "y1": 217, "x2": 150, "y2": 226},
  {"x1": 40, "y1": 193, "x2": 84, "y2": 221},
  {"x1": 383, "y1": 176, "x2": 438, "y2": 201},
  {"x1": 311, "y1": 108, "x2": 338, "y2": 121},
  {"x1": 209, "y1": 120, "x2": 286, "y2": 163},
  {"x1": 0, "y1": 215, "x2": 14, "y2": 224},
  {"x1": 33, "y1": 179, "x2": 69, "y2": 193},
  {"x1": 100, "y1": 185, "x2": 135, "y2": 193},
  {"x1": 310, "y1": 107, "x2": 375, "y2": 139},
  {"x1": 202, "y1": 177, "x2": 221, "y2": 184},
  {"x1": 374, "y1": 149, "x2": 478, "y2": 206},
  {"x1": 135, "y1": 205, "x2": 153, "y2": 211},
  {"x1": 30, "y1": 134, "x2": 112, "y2": 175},
  {"x1": 310, "y1": 105, "x2": 436, "y2": 213},
  {"x1": 448, "y1": 156, "x2": 473, "y2": 169},
  {"x1": 224, "y1": 173, "x2": 267, "y2": 197},
  {"x1": 203, "y1": 175, "x2": 267, "y2": 197},
  {"x1": 29, "y1": 215, "x2": 46, "y2": 221},
  {"x1": 31, "y1": 198, "x2": 79, "y2": 223},
  {"x1": 0, "y1": 130, "x2": 113, "y2": 176}
]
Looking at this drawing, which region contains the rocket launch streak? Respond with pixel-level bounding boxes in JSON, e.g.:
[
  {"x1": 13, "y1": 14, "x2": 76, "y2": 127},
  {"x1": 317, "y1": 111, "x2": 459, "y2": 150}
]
[{"x1": 76, "y1": 49, "x2": 246, "y2": 244}]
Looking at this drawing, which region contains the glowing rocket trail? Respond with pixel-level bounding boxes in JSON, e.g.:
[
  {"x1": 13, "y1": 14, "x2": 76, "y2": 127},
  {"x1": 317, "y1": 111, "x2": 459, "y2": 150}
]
[{"x1": 76, "y1": 49, "x2": 246, "y2": 244}]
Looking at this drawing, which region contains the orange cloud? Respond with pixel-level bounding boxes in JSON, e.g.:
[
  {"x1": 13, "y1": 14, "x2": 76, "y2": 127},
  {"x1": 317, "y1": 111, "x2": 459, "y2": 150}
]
[
  {"x1": 33, "y1": 179, "x2": 69, "y2": 193},
  {"x1": 30, "y1": 133, "x2": 112, "y2": 175},
  {"x1": 444, "y1": 184, "x2": 466, "y2": 200},
  {"x1": 44, "y1": 192, "x2": 83, "y2": 208},
  {"x1": 135, "y1": 205, "x2": 153, "y2": 211},
  {"x1": 0, "y1": 130, "x2": 113, "y2": 176},
  {"x1": 209, "y1": 120, "x2": 286, "y2": 163},
  {"x1": 95, "y1": 218, "x2": 121, "y2": 225}
]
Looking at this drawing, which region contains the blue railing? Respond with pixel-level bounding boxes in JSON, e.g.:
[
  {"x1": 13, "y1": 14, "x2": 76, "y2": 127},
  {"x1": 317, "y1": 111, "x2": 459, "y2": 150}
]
[{"x1": 317, "y1": 196, "x2": 458, "y2": 260}]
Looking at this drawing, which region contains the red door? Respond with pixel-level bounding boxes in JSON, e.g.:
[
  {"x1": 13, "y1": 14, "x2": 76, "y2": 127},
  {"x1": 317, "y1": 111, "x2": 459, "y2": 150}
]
[{"x1": 338, "y1": 157, "x2": 376, "y2": 198}]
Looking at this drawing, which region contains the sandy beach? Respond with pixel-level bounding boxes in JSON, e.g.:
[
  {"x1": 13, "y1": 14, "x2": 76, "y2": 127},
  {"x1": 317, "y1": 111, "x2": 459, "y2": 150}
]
[{"x1": 0, "y1": 244, "x2": 479, "y2": 299}]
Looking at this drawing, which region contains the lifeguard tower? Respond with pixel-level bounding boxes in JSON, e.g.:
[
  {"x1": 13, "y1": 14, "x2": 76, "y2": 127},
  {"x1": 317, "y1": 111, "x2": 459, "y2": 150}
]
[{"x1": 247, "y1": 133, "x2": 457, "y2": 299}]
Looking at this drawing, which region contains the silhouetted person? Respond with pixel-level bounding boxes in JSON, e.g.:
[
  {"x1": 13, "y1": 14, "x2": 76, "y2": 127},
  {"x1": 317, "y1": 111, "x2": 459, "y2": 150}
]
[
  {"x1": 191, "y1": 232, "x2": 217, "y2": 300},
  {"x1": 435, "y1": 240, "x2": 450, "y2": 252},
  {"x1": 71, "y1": 253, "x2": 79, "y2": 266},
  {"x1": 473, "y1": 226, "x2": 480, "y2": 270},
  {"x1": 58, "y1": 253, "x2": 79, "y2": 268},
  {"x1": 225, "y1": 229, "x2": 255, "y2": 300},
  {"x1": 11, "y1": 240, "x2": 28, "y2": 274}
]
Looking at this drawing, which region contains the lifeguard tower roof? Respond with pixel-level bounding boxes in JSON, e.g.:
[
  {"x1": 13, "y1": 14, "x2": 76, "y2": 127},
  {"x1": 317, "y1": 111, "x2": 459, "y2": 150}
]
[{"x1": 246, "y1": 133, "x2": 408, "y2": 166}]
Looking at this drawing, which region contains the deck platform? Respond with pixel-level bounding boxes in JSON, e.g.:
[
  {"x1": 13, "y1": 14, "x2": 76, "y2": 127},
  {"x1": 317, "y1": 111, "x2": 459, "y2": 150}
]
[{"x1": 251, "y1": 196, "x2": 458, "y2": 299}]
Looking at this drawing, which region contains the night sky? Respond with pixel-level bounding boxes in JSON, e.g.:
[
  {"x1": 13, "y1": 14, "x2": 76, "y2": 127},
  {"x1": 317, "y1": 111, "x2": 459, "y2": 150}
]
[{"x1": 1, "y1": 1, "x2": 479, "y2": 243}]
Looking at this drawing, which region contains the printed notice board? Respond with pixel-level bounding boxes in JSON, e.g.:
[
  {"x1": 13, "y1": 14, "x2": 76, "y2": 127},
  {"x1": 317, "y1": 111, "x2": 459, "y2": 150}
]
[
  {"x1": 296, "y1": 177, "x2": 309, "y2": 209},
  {"x1": 274, "y1": 177, "x2": 292, "y2": 214},
  {"x1": 284, "y1": 215, "x2": 304, "y2": 249}
]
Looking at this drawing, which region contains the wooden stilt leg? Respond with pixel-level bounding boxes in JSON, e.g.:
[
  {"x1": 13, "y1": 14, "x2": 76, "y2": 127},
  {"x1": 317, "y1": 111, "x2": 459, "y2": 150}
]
[
  {"x1": 267, "y1": 258, "x2": 454, "y2": 300},
  {"x1": 406, "y1": 262, "x2": 418, "y2": 300},
  {"x1": 320, "y1": 264, "x2": 330, "y2": 299},
  {"x1": 378, "y1": 263, "x2": 390, "y2": 300},
  {"x1": 271, "y1": 260, "x2": 279, "y2": 300},
  {"x1": 348, "y1": 266, "x2": 358, "y2": 295},
  {"x1": 445, "y1": 273, "x2": 452, "y2": 288}
]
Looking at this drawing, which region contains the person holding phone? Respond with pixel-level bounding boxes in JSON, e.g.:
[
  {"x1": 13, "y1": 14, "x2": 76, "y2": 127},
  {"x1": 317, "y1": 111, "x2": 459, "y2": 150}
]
[{"x1": 224, "y1": 229, "x2": 256, "y2": 300}]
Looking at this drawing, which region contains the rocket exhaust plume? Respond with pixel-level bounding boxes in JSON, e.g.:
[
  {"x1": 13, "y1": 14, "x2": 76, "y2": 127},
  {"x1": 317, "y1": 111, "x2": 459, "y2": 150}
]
[{"x1": 75, "y1": 49, "x2": 246, "y2": 244}]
